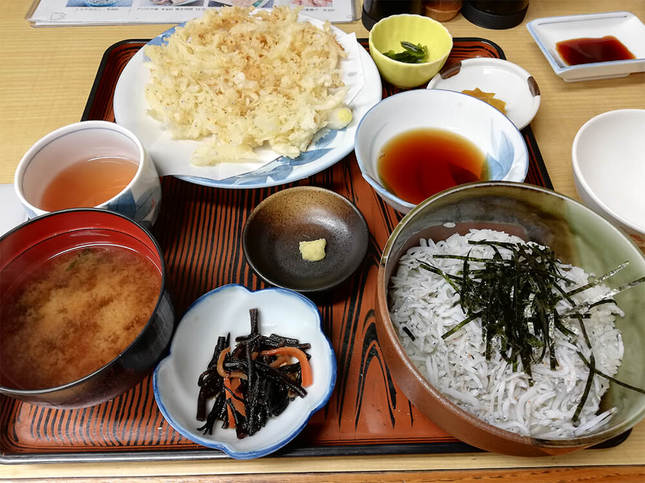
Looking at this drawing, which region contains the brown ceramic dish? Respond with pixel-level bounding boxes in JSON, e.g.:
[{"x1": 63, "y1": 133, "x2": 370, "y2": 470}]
[
  {"x1": 243, "y1": 186, "x2": 369, "y2": 292},
  {"x1": 376, "y1": 181, "x2": 645, "y2": 456}
]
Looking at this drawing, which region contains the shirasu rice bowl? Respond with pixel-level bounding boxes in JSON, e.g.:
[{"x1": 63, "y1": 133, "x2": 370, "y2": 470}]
[{"x1": 388, "y1": 229, "x2": 624, "y2": 439}]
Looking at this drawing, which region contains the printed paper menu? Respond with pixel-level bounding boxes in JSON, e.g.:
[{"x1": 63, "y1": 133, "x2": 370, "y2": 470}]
[{"x1": 28, "y1": 0, "x2": 358, "y2": 26}]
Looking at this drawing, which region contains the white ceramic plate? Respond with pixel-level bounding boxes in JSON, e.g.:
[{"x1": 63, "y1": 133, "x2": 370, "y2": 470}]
[
  {"x1": 426, "y1": 58, "x2": 540, "y2": 130},
  {"x1": 153, "y1": 284, "x2": 336, "y2": 459},
  {"x1": 527, "y1": 11, "x2": 645, "y2": 82},
  {"x1": 114, "y1": 17, "x2": 382, "y2": 189}
]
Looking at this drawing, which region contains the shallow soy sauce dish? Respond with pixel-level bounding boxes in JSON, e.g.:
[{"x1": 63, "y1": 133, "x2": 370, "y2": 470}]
[
  {"x1": 375, "y1": 182, "x2": 645, "y2": 456},
  {"x1": 243, "y1": 186, "x2": 369, "y2": 292},
  {"x1": 153, "y1": 284, "x2": 336, "y2": 459},
  {"x1": 527, "y1": 11, "x2": 645, "y2": 82}
]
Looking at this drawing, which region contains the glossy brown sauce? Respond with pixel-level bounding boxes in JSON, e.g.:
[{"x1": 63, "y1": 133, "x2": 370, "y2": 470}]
[
  {"x1": 556, "y1": 36, "x2": 635, "y2": 66},
  {"x1": 378, "y1": 128, "x2": 487, "y2": 205}
]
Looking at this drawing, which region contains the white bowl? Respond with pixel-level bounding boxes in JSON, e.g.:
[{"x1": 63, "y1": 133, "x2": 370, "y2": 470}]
[
  {"x1": 153, "y1": 284, "x2": 336, "y2": 459},
  {"x1": 354, "y1": 89, "x2": 528, "y2": 213},
  {"x1": 572, "y1": 109, "x2": 645, "y2": 244}
]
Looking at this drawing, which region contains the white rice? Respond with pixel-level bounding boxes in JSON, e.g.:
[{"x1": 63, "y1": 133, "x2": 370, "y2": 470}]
[{"x1": 389, "y1": 229, "x2": 624, "y2": 439}]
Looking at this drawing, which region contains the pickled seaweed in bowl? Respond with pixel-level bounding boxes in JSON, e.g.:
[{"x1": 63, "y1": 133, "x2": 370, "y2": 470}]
[{"x1": 0, "y1": 245, "x2": 161, "y2": 390}]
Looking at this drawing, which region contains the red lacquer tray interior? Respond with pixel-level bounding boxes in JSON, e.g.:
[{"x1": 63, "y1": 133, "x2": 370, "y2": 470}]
[{"x1": 1, "y1": 37, "x2": 627, "y2": 463}]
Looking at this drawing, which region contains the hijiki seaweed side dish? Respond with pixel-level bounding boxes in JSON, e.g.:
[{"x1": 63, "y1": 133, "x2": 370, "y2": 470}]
[
  {"x1": 196, "y1": 308, "x2": 313, "y2": 439},
  {"x1": 389, "y1": 229, "x2": 645, "y2": 439}
]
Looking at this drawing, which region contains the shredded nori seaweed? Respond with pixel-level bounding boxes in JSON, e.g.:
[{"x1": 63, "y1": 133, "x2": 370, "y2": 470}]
[{"x1": 421, "y1": 239, "x2": 644, "y2": 423}]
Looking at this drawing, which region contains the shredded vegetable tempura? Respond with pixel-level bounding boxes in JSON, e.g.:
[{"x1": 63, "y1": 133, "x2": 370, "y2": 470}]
[{"x1": 144, "y1": 7, "x2": 347, "y2": 165}]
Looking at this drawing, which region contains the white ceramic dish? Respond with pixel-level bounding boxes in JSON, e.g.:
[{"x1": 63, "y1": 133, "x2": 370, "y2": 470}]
[
  {"x1": 114, "y1": 16, "x2": 382, "y2": 189},
  {"x1": 0, "y1": 184, "x2": 27, "y2": 237},
  {"x1": 153, "y1": 284, "x2": 336, "y2": 459},
  {"x1": 426, "y1": 58, "x2": 541, "y2": 130},
  {"x1": 572, "y1": 109, "x2": 645, "y2": 245},
  {"x1": 527, "y1": 11, "x2": 645, "y2": 82},
  {"x1": 354, "y1": 89, "x2": 529, "y2": 213}
]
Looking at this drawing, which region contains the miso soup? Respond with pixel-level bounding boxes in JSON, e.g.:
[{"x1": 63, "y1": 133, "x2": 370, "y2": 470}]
[{"x1": 0, "y1": 245, "x2": 161, "y2": 390}]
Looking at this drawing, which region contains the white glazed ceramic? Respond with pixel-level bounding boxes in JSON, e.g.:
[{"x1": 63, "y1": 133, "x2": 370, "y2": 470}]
[
  {"x1": 113, "y1": 18, "x2": 382, "y2": 189},
  {"x1": 354, "y1": 89, "x2": 529, "y2": 213},
  {"x1": 527, "y1": 11, "x2": 645, "y2": 82},
  {"x1": 0, "y1": 184, "x2": 27, "y2": 237},
  {"x1": 14, "y1": 121, "x2": 161, "y2": 226},
  {"x1": 426, "y1": 58, "x2": 541, "y2": 130},
  {"x1": 572, "y1": 109, "x2": 645, "y2": 245},
  {"x1": 153, "y1": 284, "x2": 336, "y2": 459}
]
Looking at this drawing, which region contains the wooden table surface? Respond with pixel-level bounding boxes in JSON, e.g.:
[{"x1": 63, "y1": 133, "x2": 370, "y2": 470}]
[{"x1": 1, "y1": 0, "x2": 644, "y2": 480}]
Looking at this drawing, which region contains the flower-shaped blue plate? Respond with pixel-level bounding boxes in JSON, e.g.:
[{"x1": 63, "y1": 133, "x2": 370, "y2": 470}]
[{"x1": 153, "y1": 284, "x2": 336, "y2": 459}]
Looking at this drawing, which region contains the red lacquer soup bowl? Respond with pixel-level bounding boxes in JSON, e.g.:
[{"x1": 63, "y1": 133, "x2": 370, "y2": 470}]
[{"x1": 0, "y1": 208, "x2": 174, "y2": 408}]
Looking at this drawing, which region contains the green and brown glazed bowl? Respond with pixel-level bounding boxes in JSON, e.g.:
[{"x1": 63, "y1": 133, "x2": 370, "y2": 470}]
[{"x1": 375, "y1": 181, "x2": 645, "y2": 456}]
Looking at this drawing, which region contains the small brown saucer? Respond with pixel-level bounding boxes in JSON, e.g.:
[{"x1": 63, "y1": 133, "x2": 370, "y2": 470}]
[{"x1": 243, "y1": 186, "x2": 369, "y2": 292}]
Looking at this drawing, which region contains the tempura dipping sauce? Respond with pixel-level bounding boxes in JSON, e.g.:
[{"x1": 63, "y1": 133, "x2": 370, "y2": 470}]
[
  {"x1": 38, "y1": 156, "x2": 138, "y2": 211},
  {"x1": 556, "y1": 36, "x2": 635, "y2": 66},
  {"x1": 0, "y1": 244, "x2": 161, "y2": 390},
  {"x1": 378, "y1": 128, "x2": 487, "y2": 204}
]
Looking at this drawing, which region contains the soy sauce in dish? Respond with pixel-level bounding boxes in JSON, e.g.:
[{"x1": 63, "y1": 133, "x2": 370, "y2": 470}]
[
  {"x1": 556, "y1": 36, "x2": 635, "y2": 66},
  {"x1": 378, "y1": 128, "x2": 487, "y2": 204}
]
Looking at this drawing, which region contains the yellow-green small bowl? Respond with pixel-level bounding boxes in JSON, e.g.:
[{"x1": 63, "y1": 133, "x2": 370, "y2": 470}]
[{"x1": 369, "y1": 14, "x2": 453, "y2": 89}]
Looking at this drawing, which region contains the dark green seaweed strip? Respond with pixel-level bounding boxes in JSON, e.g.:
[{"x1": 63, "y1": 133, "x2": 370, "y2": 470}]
[
  {"x1": 577, "y1": 352, "x2": 645, "y2": 395},
  {"x1": 441, "y1": 311, "x2": 484, "y2": 340}
]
